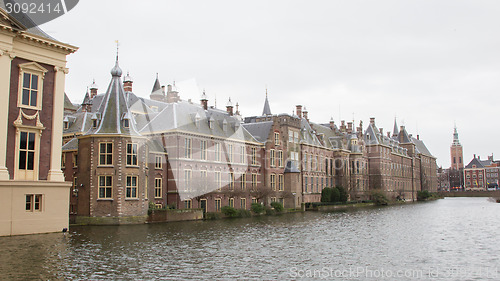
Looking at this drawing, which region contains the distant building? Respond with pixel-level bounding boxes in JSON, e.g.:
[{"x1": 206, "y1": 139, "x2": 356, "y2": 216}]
[
  {"x1": 0, "y1": 8, "x2": 77, "y2": 236},
  {"x1": 463, "y1": 155, "x2": 500, "y2": 191},
  {"x1": 450, "y1": 126, "x2": 464, "y2": 170}
]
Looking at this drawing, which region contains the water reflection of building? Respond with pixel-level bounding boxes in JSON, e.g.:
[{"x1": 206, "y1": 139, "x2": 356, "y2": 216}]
[{"x1": 0, "y1": 8, "x2": 77, "y2": 236}]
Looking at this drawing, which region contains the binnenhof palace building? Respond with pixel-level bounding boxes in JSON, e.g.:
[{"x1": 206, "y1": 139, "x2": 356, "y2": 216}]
[{"x1": 61, "y1": 57, "x2": 438, "y2": 222}]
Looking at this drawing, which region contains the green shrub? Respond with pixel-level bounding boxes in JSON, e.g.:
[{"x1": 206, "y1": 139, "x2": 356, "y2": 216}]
[
  {"x1": 371, "y1": 190, "x2": 389, "y2": 206},
  {"x1": 337, "y1": 186, "x2": 348, "y2": 203},
  {"x1": 331, "y1": 187, "x2": 340, "y2": 202},
  {"x1": 204, "y1": 212, "x2": 221, "y2": 220},
  {"x1": 237, "y1": 209, "x2": 252, "y2": 217},
  {"x1": 221, "y1": 206, "x2": 238, "y2": 217},
  {"x1": 251, "y1": 203, "x2": 265, "y2": 214},
  {"x1": 417, "y1": 190, "x2": 432, "y2": 201},
  {"x1": 265, "y1": 207, "x2": 276, "y2": 215},
  {"x1": 321, "y1": 188, "x2": 333, "y2": 202},
  {"x1": 270, "y1": 202, "x2": 284, "y2": 212}
]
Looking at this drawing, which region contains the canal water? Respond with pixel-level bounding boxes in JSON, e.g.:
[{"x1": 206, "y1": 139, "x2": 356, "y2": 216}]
[{"x1": 1, "y1": 197, "x2": 499, "y2": 280}]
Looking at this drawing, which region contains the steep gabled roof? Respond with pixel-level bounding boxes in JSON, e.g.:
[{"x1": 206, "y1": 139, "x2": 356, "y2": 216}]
[
  {"x1": 465, "y1": 157, "x2": 485, "y2": 169},
  {"x1": 242, "y1": 121, "x2": 273, "y2": 143}
]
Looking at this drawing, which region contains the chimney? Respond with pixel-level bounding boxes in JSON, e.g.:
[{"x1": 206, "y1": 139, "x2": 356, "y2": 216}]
[
  {"x1": 387, "y1": 132, "x2": 390, "y2": 138},
  {"x1": 296, "y1": 105, "x2": 302, "y2": 118},
  {"x1": 89, "y1": 79, "x2": 98, "y2": 99},
  {"x1": 417, "y1": 135, "x2": 420, "y2": 140},
  {"x1": 329, "y1": 118, "x2": 335, "y2": 130},
  {"x1": 478, "y1": 155, "x2": 481, "y2": 160},
  {"x1": 123, "y1": 72, "x2": 133, "y2": 92},
  {"x1": 347, "y1": 122, "x2": 353, "y2": 134},
  {"x1": 340, "y1": 120, "x2": 346, "y2": 132},
  {"x1": 226, "y1": 98, "x2": 234, "y2": 116},
  {"x1": 370, "y1": 117, "x2": 375, "y2": 125},
  {"x1": 303, "y1": 107, "x2": 308, "y2": 121},
  {"x1": 167, "y1": 85, "x2": 172, "y2": 93},
  {"x1": 379, "y1": 128, "x2": 383, "y2": 136},
  {"x1": 201, "y1": 91, "x2": 208, "y2": 110},
  {"x1": 474, "y1": 154, "x2": 476, "y2": 159}
]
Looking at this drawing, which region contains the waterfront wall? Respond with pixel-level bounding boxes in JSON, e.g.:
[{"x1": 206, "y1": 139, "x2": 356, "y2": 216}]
[
  {"x1": 439, "y1": 191, "x2": 500, "y2": 198},
  {"x1": 147, "y1": 209, "x2": 203, "y2": 223}
]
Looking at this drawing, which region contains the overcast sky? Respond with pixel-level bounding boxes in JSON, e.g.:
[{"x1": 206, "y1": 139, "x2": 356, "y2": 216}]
[{"x1": 41, "y1": 0, "x2": 500, "y2": 168}]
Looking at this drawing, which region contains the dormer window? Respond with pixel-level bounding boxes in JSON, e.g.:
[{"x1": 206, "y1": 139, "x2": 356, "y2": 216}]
[
  {"x1": 195, "y1": 113, "x2": 201, "y2": 127},
  {"x1": 209, "y1": 117, "x2": 214, "y2": 129},
  {"x1": 92, "y1": 119, "x2": 97, "y2": 128},
  {"x1": 223, "y1": 120, "x2": 228, "y2": 132},
  {"x1": 64, "y1": 121, "x2": 69, "y2": 130},
  {"x1": 123, "y1": 119, "x2": 129, "y2": 128}
]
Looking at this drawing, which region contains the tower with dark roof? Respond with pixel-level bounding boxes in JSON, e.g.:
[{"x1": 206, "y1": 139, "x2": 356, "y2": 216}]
[{"x1": 450, "y1": 125, "x2": 464, "y2": 170}]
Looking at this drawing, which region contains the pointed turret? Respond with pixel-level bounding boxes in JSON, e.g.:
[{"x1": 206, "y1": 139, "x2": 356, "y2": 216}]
[
  {"x1": 90, "y1": 57, "x2": 140, "y2": 136},
  {"x1": 392, "y1": 118, "x2": 399, "y2": 137},
  {"x1": 452, "y1": 125, "x2": 461, "y2": 146},
  {"x1": 262, "y1": 91, "x2": 271, "y2": 116},
  {"x1": 150, "y1": 73, "x2": 164, "y2": 102},
  {"x1": 81, "y1": 88, "x2": 92, "y2": 112}
]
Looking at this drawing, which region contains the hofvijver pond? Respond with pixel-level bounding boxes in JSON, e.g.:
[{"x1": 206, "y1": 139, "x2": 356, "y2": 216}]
[{"x1": 1, "y1": 197, "x2": 499, "y2": 280}]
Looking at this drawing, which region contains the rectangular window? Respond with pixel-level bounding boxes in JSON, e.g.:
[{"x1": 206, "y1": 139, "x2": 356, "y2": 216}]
[
  {"x1": 278, "y1": 174, "x2": 284, "y2": 191},
  {"x1": 200, "y1": 140, "x2": 207, "y2": 160},
  {"x1": 240, "y1": 146, "x2": 245, "y2": 163},
  {"x1": 278, "y1": 198, "x2": 284, "y2": 206},
  {"x1": 99, "y1": 143, "x2": 113, "y2": 166},
  {"x1": 126, "y1": 143, "x2": 138, "y2": 166},
  {"x1": 229, "y1": 198, "x2": 234, "y2": 208},
  {"x1": 21, "y1": 72, "x2": 39, "y2": 108},
  {"x1": 215, "y1": 171, "x2": 222, "y2": 191},
  {"x1": 241, "y1": 173, "x2": 246, "y2": 190},
  {"x1": 228, "y1": 144, "x2": 233, "y2": 162},
  {"x1": 271, "y1": 174, "x2": 276, "y2": 191},
  {"x1": 252, "y1": 173, "x2": 258, "y2": 188},
  {"x1": 304, "y1": 177, "x2": 308, "y2": 192},
  {"x1": 155, "y1": 155, "x2": 162, "y2": 169},
  {"x1": 200, "y1": 170, "x2": 207, "y2": 191},
  {"x1": 240, "y1": 198, "x2": 246, "y2": 209},
  {"x1": 215, "y1": 198, "x2": 221, "y2": 212},
  {"x1": 184, "y1": 199, "x2": 192, "y2": 209},
  {"x1": 126, "y1": 175, "x2": 138, "y2": 198},
  {"x1": 98, "y1": 175, "x2": 113, "y2": 199},
  {"x1": 73, "y1": 153, "x2": 78, "y2": 168},
  {"x1": 18, "y1": 131, "x2": 35, "y2": 171},
  {"x1": 252, "y1": 198, "x2": 257, "y2": 204},
  {"x1": 61, "y1": 153, "x2": 65, "y2": 168},
  {"x1": 215, "y1": 143, "x2": 221, "y2": 161},
  {"x1": 145, "y1": 175, "x2": 148, "y2": 200},
  {"x1": 25, "y1": 194, "x2": 42, "y2": 211},
  {"x1": 271, "y1": 197, "x2": 276, "y2": 203},
  {"x1": 270, "y1": 149, "x2": 276, "y2": 167},
  {"x1": 184, "y1": 138, "x2": 192, "y2": 158},
  {"x1": 274, "y1": 132, "x2": 280, "y2": 145},
  {"x1": 229, "y1": 172, "x2": 234, "y2": 190},
  {"x1": 184, "y1": 170, "x2": 192, "y2": 192},
  {"x1": 278, "y1": 150, "x2": 283, "y2": 167},
  {"x1": 289, "y1": 131, "x2": 293, "y2": 143},
  {"x1": 155, "y1": 178, "x2": 162, "y2": 198},
  {"x1": 251, "y1": 147, "x2": 257, "y2": 165}
]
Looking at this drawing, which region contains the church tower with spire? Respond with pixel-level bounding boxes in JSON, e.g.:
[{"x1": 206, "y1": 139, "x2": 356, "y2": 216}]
[{"x1": 450, "y1": 125, "x2": 464, "y2": 170}]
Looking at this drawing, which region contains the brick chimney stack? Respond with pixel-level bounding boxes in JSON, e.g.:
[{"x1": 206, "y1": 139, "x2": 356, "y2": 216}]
[
  {"x1": 303, "y1": 107, "x2": 308, "y2": 121},
  {"x1": 296, "y1": 105, "x2": 302, "y2": 118},
  {"x1": 226, "y1": 98, "x2": 234, "y2": 116},
  {"x1": 340, "y1": 120, "x2": 346, "y2": 132},
  {"x1": 201, "y1": 90, "x2": 208, "y2": 110},
  {"x1": 347, "y1": 122, "x2": 353, "y2": 134},
  {"x1": 329, "y1": 118, "x2": 335, "y2": 130},
  {"x1": 379, "y1": 128, "x2": 383, "y2": 136},
  {"x1": 123, "y1": 72, "x2": 133, "y2": 92},
  {"x1": 89, "y1": 79, "x2": 98, "y2": 99},
  {"x1": 370, "y1": 117, "x2": 375, "y2": 125}
]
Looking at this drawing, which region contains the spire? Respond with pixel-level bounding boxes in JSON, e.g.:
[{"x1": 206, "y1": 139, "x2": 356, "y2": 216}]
[
  {"x1": 151, "y1": 73, "x2": 162, "y2": 94},
  {"x1": 452, "y1": 124, "x2": 461, "y2": 146},
  {"x1": 82, "y1": 87, "x2": 91, "y2": 105},
  {"x1": 110, "y1": 41, "x2": 122, "y2": 77},
  {"x1": 262, "y1": 93, "x2": 271, "y2": 116},
  {"x1": 392, "y1": 117, "x2": 399, "y2": 137}
]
